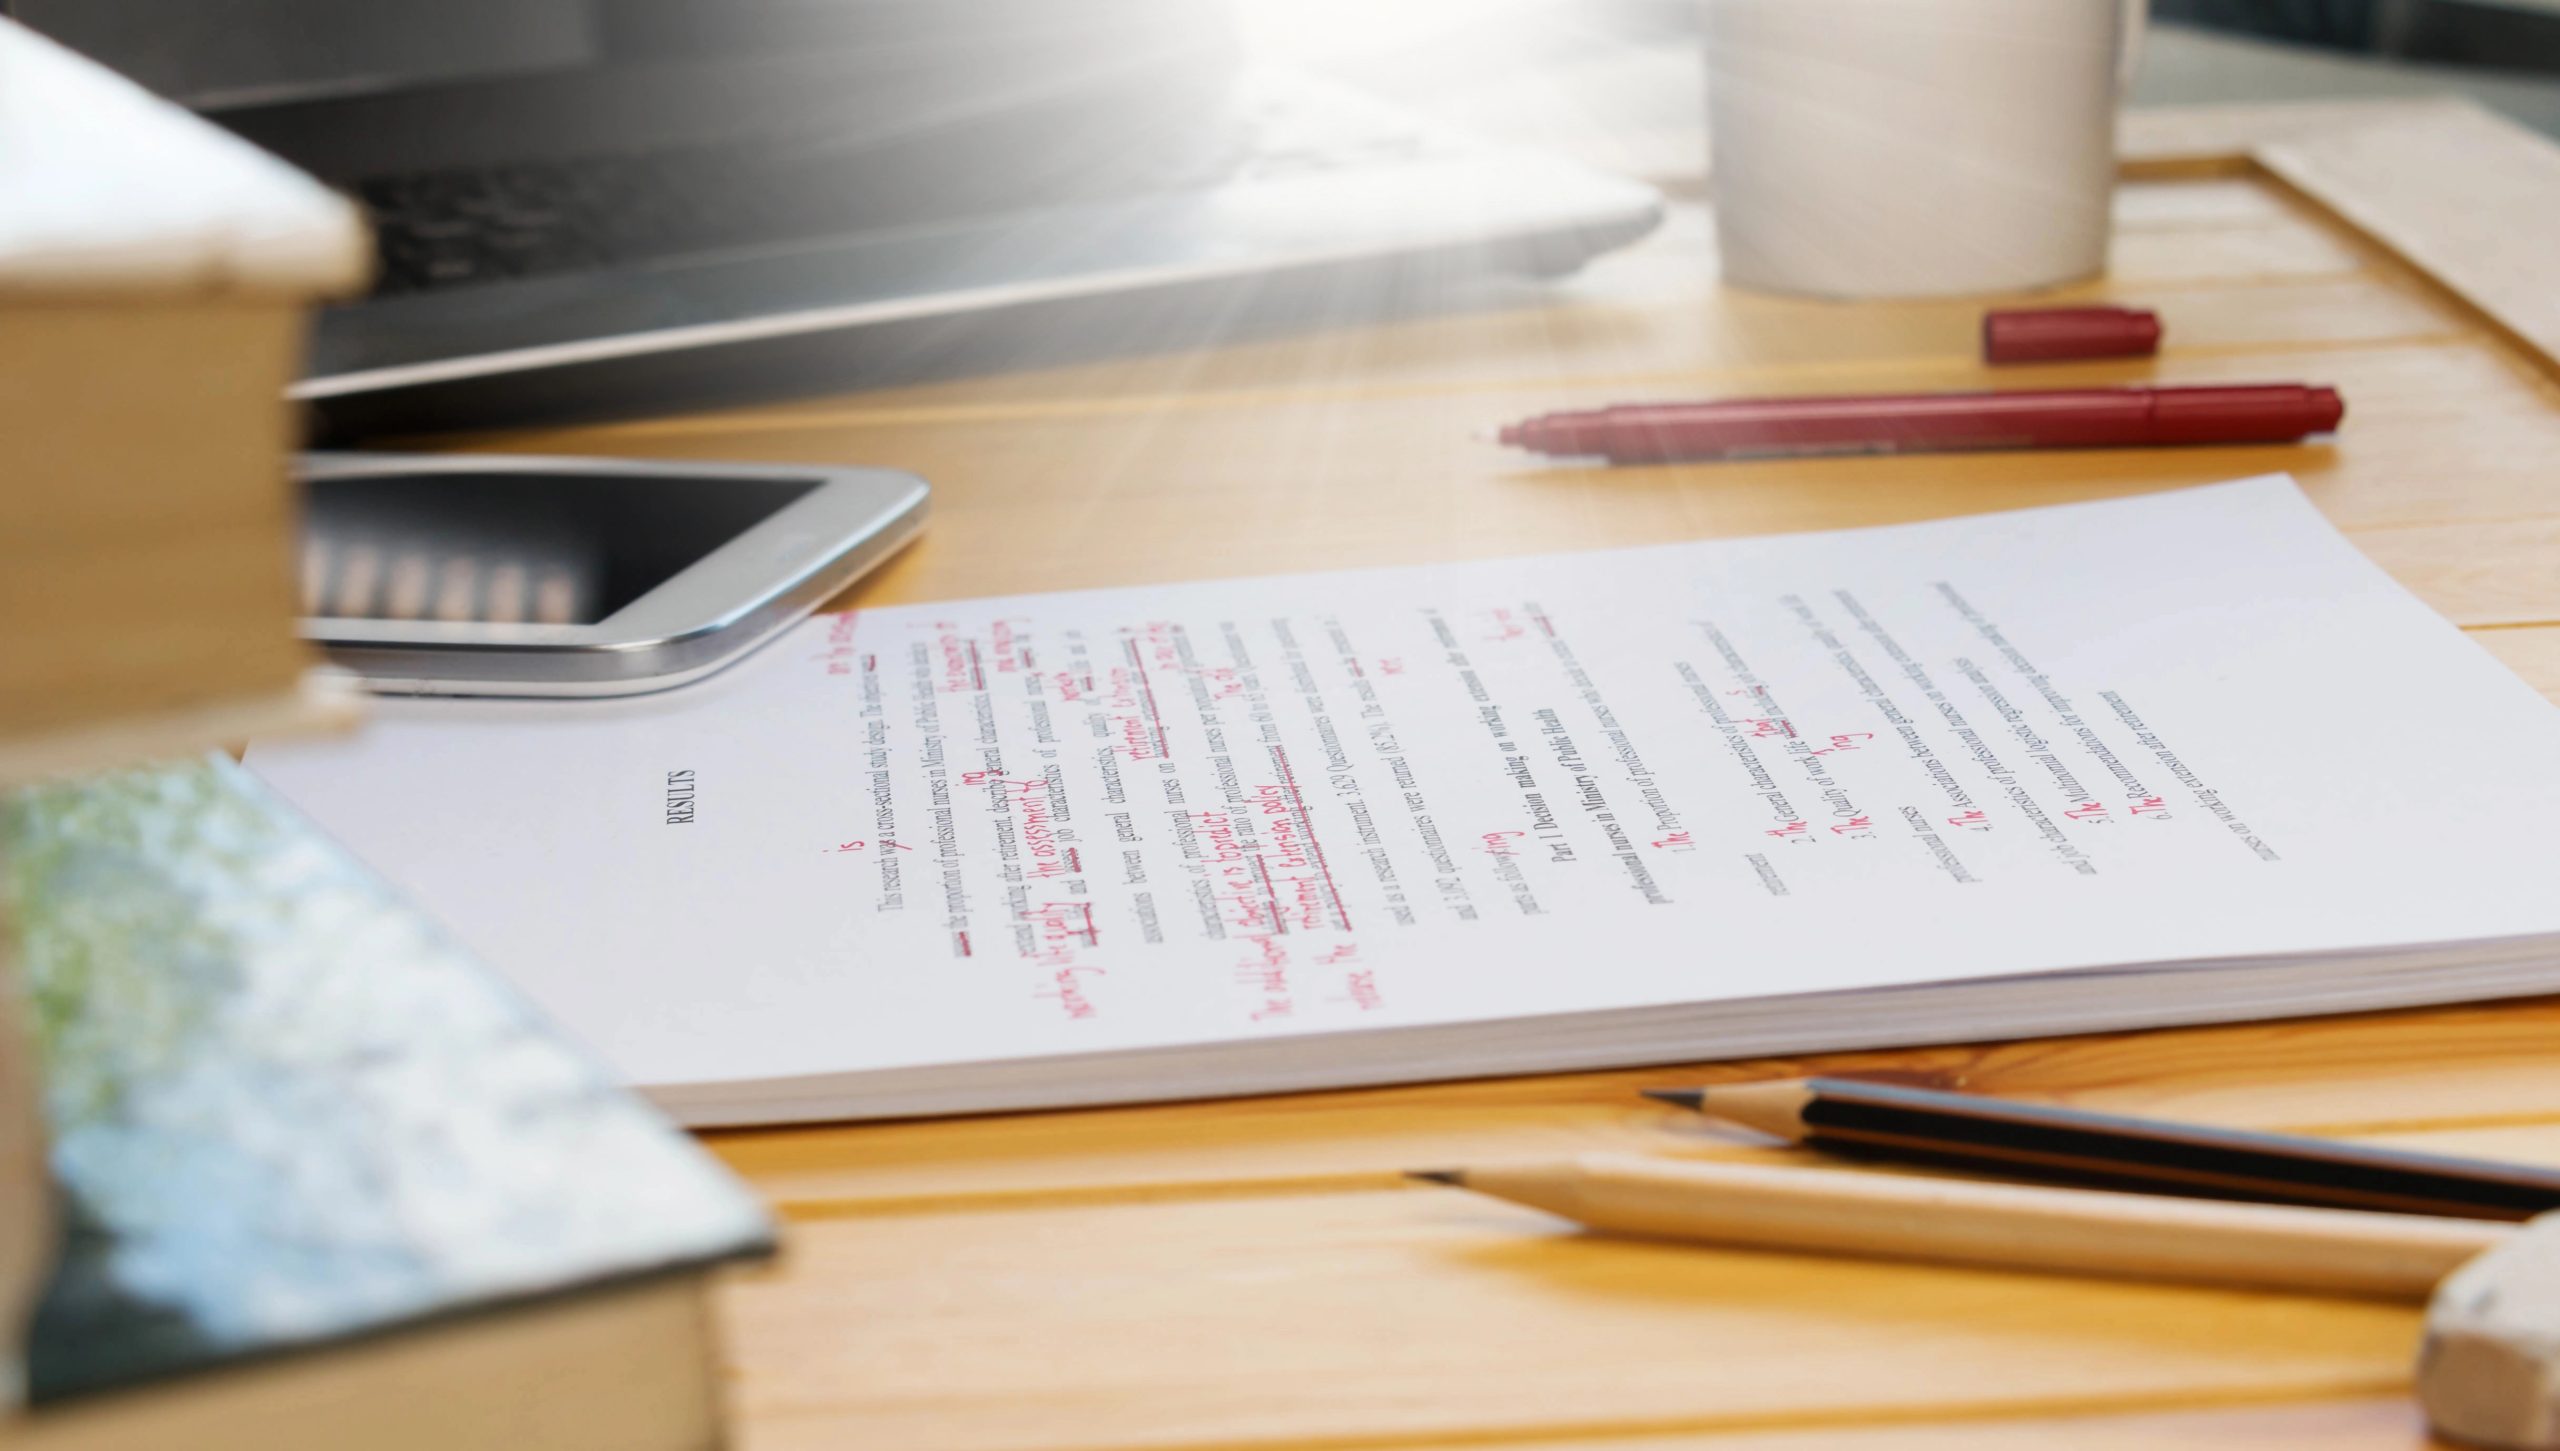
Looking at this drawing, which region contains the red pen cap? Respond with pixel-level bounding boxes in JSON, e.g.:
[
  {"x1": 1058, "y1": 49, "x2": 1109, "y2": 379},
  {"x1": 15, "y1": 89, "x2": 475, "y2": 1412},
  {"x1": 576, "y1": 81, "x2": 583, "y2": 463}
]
[{"x1": 1983, "y1": 306, "x2": 2162, "y2": 364}]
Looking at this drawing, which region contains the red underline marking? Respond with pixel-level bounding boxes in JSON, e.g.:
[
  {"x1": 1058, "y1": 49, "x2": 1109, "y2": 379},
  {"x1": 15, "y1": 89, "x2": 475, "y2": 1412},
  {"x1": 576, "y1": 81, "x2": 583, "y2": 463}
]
[
  {"x1": 1269, "y1": 744, "x2": 1353, "y2": 932},
  {"x1": 1123, "y1": 638, "x2": 1170, "y2": 759},
  {"x1": 966, "y1": 641, "x2": 987, "y2": 691},
  {"x1": 1253, "y1": 854, "x2": 1287, "y2": 937}
]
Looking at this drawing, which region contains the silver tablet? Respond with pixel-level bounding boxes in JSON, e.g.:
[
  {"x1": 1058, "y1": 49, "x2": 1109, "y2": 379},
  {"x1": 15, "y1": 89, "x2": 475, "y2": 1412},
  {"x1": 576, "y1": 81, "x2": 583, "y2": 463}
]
[{"x1": 298, "y1": 451, "x2": 927, "y2": 697}]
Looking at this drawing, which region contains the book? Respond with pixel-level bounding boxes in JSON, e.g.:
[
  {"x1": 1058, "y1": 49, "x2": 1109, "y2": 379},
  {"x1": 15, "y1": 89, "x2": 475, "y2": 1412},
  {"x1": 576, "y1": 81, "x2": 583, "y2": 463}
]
[
  {"x1": 0, "y1": 894, "x2": 39, "y2": 1412},
  {"x1": 0, "y1": 20, "x2": 381, "y2": 1409},
  {"x1": 0, "y1": 18, "x2": 367, "y2": 774},
  {"x1": 1, "y1": 759, "x2": 774, "y2": 1448},
  {"x1": 247, "y1": 478, "x2": 2560, "y2": 1126}
]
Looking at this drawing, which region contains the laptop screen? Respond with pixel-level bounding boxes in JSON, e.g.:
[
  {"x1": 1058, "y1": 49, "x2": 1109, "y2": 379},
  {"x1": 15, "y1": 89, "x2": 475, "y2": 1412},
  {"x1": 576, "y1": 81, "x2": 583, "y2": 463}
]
[
  {"x1": 13, "y1": 1, "x2": 1235, "y2": 112},
  {"x1": 10, "y1": 0, "x2": 601, "y2": 111},
  {"x1": 13, "y1": 0, "x2": 1239, "y2": 180}
]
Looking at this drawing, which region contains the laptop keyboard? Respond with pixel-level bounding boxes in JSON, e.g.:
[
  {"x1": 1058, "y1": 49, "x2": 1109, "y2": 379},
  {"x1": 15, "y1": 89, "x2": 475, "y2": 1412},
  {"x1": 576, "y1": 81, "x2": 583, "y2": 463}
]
[{"x1": 359, "y1": 95, "x2": 1442, "y2": 297}]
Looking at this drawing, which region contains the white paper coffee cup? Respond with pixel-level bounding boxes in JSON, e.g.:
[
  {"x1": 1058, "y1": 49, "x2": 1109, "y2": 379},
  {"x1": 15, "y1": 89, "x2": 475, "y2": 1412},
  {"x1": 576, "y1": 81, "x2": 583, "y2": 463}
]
[{"x1": 1706, "y1": 0, "x2": 2145, "y2": 299}]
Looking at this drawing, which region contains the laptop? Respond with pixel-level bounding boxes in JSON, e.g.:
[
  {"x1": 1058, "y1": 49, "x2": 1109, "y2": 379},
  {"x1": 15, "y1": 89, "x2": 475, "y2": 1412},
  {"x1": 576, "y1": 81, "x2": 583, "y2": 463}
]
[{"x1": 17, "y1": 0, "x2": 1665, "y2": 439}]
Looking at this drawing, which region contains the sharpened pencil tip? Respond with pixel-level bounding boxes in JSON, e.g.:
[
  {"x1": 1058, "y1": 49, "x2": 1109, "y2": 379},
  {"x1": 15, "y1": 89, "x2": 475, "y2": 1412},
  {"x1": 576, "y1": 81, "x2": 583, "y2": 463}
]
[
  {"x1": 1405, "y1": 1169, "x2": 1468, "y2": 1186},
  {"x1": 1642, "y1": 1088, "x2": 1707, "y2": 1110}
]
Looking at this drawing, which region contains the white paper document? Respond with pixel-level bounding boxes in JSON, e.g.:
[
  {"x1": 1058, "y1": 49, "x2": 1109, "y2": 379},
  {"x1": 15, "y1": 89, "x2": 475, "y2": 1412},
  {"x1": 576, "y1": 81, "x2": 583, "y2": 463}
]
[{"x1": 250, "y1": 479, "x2": 2560, "y2": 1123}]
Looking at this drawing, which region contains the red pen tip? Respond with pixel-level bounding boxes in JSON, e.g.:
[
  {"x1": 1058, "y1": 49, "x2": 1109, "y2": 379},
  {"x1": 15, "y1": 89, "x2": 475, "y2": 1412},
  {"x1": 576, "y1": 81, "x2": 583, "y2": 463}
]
[{"x1": 1496, "y1": 424, "x2": 1522, "y2": 448}]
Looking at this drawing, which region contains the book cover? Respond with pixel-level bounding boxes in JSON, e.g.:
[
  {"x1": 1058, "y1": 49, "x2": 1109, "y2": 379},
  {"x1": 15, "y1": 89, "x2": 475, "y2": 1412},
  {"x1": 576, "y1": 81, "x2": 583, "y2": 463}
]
[{"x1": 1, "y1": 757, "x2": 774, "y2": 1403}]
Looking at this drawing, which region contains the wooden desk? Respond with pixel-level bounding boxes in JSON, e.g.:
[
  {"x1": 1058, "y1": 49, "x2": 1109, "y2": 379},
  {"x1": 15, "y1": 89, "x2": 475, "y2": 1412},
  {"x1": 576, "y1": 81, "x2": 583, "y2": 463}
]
[{"x1": 465, "y1": 100, "x2": 2560, "y2": 1451}]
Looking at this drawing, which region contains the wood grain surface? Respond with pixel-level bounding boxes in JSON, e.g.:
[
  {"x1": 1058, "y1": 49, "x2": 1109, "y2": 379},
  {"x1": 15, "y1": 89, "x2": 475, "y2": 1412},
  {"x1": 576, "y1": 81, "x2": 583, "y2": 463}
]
[{"x1": 459, "y1": 113, "x2": 2555, "y2": 1451}]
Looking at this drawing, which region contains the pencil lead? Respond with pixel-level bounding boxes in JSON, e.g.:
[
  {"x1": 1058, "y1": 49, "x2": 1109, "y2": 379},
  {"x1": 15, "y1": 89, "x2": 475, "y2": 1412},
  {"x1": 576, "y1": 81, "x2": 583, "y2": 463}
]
[
  {"x1": 1642, "y1": 1088, "x2": 1707, "y2": 1110},
  {"x1": 1404, "y1": 1168, "x2": 1468, "y2": 1187}
]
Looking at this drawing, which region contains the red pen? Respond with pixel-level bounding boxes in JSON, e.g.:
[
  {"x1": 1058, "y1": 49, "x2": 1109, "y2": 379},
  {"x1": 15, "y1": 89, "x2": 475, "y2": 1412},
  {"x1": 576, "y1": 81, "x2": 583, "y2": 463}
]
[{"x1": 1497, "y1": 384, "x2": 2343, "y2": 464}]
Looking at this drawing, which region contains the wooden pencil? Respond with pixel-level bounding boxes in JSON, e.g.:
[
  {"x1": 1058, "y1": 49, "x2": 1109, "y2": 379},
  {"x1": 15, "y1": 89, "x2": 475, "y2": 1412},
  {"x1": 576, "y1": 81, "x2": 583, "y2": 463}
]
[
  {"x1": 1409, "y1": 1154, "x2": 2509, "y2": 1299},
  {"x1": 1642, "y1": 1078, "x2": 2560, "y2": 1222}
]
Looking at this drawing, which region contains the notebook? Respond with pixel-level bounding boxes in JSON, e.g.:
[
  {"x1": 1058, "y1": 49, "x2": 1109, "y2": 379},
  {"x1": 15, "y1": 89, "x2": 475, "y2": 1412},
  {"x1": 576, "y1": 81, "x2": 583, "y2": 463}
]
[{"x1": 247, "y1": 478, "x2": 2560, "y2": 1126}]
